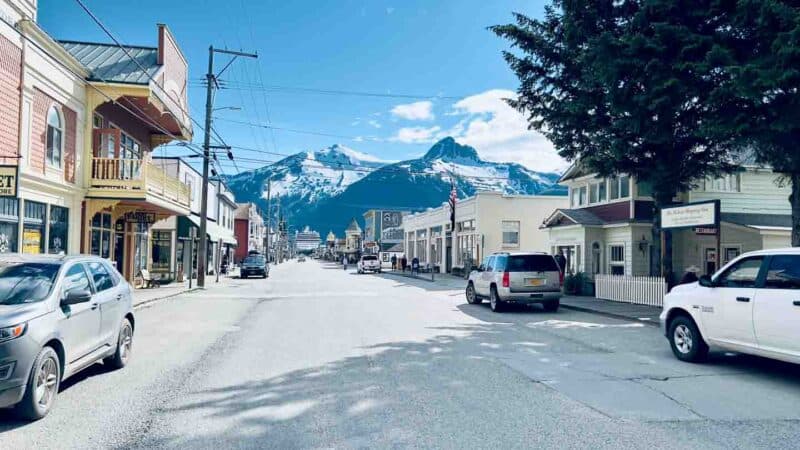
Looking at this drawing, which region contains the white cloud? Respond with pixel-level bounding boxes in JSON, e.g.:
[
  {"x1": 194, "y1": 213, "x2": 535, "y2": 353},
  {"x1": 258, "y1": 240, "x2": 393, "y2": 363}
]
[
  {"x1": 390, "y1": 125, "x2": 442, "y2": 144},
  {"x1": 447, "y1": 89, "x2": 566, "y2": 172},
  {"x1": 367, "y1": 119, "x2": 381, "y2": 129},
  {"x1": 390, "y1": 100, "x2": 435, "y2": 121},
  {"x1": 386, "y1": 7, "x2": 395, "y2": 14}
]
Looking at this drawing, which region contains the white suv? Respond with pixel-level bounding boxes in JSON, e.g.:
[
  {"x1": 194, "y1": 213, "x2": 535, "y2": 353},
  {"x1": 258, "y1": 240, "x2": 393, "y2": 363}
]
[
  {"x1": 357, "y1": 255, "x2": 381, "y2": 274},
  {"x1": 661, "y1": 248, "x2": 800, "y2": 364}
]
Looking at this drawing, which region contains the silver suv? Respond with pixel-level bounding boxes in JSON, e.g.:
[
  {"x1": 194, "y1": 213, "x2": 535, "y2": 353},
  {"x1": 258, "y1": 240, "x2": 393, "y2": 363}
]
[
  {"x1": 466, "y1": 252, "x2": 563, "y2": 312},
  {"x1": 0, "y1": 254, "x2": 135, "y2": 420}
]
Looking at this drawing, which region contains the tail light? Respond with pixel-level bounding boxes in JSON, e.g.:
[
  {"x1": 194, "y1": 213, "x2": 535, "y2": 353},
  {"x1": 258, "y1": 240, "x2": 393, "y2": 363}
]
[
  {"x1": 559, "y1": 270, "x2": 564, "y2": 287},
  {"x1": 502, "y1": 271, "x2": 510, "y2": 288}
]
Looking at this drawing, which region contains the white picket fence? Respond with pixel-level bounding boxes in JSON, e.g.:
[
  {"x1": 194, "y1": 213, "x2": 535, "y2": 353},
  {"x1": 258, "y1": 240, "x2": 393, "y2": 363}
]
[{"x1": 595, "y1": 274, "x2": 667, "y2": 307}]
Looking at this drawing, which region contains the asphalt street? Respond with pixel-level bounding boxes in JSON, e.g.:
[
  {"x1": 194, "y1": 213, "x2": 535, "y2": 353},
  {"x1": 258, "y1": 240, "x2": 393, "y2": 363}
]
[{"x1": 3, "y1": 260, "x2": 800, "y2": 449}]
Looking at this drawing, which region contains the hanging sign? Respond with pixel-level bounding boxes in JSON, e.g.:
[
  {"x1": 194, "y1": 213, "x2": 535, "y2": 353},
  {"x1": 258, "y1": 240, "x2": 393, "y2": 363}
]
[
  {"x1": 0, "y1": 166, "x2": 18, "y2": 197},
  {"x1": 661, "y1": 200, "x2": 720, "y2": 229},
  {"x1": 123, "y1": 211, "x2": 156, "y2": 224}
]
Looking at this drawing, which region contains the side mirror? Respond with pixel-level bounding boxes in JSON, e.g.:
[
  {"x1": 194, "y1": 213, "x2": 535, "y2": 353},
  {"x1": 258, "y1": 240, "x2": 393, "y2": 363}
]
[
  {"x1": 477, "y1": 265, "x2": 485, "y2": 272},
  {"x1": 62, "y1": 289, "x2": 92, "y2": 306},
  {"x1": 698, "y1": 275, "x2": 714, "y2": 288}
]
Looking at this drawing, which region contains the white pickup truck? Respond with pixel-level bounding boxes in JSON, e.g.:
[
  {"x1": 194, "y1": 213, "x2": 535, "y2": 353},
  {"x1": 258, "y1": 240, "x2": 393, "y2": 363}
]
[{"x1": 357, "y1": 255, "x2": 382, "y2": 274}]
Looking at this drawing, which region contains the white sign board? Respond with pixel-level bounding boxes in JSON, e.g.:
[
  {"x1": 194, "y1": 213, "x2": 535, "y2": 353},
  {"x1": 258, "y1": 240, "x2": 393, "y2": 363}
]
[{"x1": 661, "y1": 201, "x2": 718, "y2": 229}]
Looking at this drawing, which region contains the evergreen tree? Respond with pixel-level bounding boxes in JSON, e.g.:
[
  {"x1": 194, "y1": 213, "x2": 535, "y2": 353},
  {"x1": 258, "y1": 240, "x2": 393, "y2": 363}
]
[{"x1": 492, "y1": 0, "x2": 739, "y2": 278}]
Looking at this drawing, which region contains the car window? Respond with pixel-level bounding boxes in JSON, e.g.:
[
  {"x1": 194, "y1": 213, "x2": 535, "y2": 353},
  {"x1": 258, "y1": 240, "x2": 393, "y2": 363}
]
[
  {"x1": 507, "y1": 255, "x2": 560, "y2": 272},
  {"x1": 715, "y1": 256, "x2": 764, "y2": 288},
  {"x1": 494, "y1": 255, "x2": 507, "y2": 272},
  {"x1": 479, "y1": 257, "x2": 490, "y2": 271},
  {"x1": 63, "y1": 264, "x2": 92, "y2": 295},
  {"x1": 0, "y1": 262, "x2": 59, "y2": 305},
  {"x1": 86, "y1": 261, "x2": 115, "y2": 292},
  {"x1": 486, "y1": 256, "x2": 496, "y2": 272},
  {"x1": 244, "y1": 256, "x2": 265, "y2": 264},
  {"x1": 764, "y1": 255, "x2": 800, "y2": 290}
]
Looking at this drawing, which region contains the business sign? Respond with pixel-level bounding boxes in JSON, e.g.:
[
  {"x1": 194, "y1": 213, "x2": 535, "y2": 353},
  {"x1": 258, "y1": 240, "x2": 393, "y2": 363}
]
[
  {"x1": 123, "y1": 211, "x2": 157, "y2": 224},
  {"x1": 661, "y1": 200, "x2": 719, "y2": 230},
  {"x1": 381, "y1": 211, "x2": 403, "y2": 229},
  {"x1": 0, "y1": 165, "x2": 18, "y2": 197},
  {"x1": 382, "y1": 227, "x2": 404, "y2": 243},
  {"x1": 694, "y1": 227, "x2": 718, "y2": 235},
  {"x1": 22, "y1": 229, "x2": 41, "y2": 254}
]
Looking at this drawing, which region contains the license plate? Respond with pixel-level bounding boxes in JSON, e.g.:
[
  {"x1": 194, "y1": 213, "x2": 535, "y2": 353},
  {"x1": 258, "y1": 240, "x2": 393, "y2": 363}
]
[{"x1": 526, "y1": 278, "x2": 545, "y2": 287}]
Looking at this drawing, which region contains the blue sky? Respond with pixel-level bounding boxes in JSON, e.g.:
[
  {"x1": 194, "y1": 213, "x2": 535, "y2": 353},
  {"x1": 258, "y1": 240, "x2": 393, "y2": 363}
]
[{"x1": 39, "y1": 0, "x2": 565, "y2": 174}]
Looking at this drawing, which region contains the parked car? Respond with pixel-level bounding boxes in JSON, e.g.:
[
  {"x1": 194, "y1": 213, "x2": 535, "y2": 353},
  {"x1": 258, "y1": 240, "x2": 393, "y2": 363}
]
[
  {"x1": 466, "y1": 252, "x2": 563, "y2": 313},
  {"x1": 298, "y1": 256, "x2": 306, "y2": 262},
  {"x1": 240, "y1": 255, "x2": 268, "y2": 279},
  {"x1": 661, "y1": 248, "x2": 800, "y2": 364},
  {"x1": 357, "y1": 255, "x2": 381, "y2": 274},
  {"x1": 0, "y1": 254, "x2": 135, "y2": 420}
]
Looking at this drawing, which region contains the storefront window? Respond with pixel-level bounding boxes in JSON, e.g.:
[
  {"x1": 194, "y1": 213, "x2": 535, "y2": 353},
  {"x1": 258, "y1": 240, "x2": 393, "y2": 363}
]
[
  {"x1": 91, "y1": 212, "x2": 112, "y2": 259},
  {"x1": 48, "y1": 205, "x2": 68, "y2": 254},
  {"x1": 23, "y1": 200, "x2": 46, "y2": 254},
  {"x1": 132, "y1": 222, "x2": 148, "y2": 277},
  {"x1": 0, "y1": 198, "x2": 19, "y2": 254},
  {"x1": 151, "y1": 231, "x2": 171, "y2": 272}
]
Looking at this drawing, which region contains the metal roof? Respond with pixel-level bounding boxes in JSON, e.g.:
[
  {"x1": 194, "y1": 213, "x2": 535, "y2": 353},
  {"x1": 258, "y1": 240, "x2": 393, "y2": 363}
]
[
  {"x1": 59, "y1": 41, "x2": 160, "y2": 85},
  {"x1": 722, "y1": 213, "x2": 791, "y2": 229},
  {"x1": 555, "y1": 208, "x2": 605, "y2": 226}
]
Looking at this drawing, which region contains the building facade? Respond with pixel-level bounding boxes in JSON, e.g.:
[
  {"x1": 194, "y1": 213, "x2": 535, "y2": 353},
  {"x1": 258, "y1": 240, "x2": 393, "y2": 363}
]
[
  {"x1": 234, "y1": 202, "x2": 265, "y2": 262},
  {"x1": 543, "y1": 162, "x2": 792, "y2": 278},
  {"x1": 362, "y1": 209, "x2": 406, "y2": 254},
  {"x1": 403, "y1": 192, "x2": 569, "y2": 274}
]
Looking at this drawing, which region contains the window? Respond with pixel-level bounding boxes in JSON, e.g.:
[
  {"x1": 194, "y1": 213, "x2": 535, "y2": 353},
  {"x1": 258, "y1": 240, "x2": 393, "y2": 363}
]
[
  {"x1": 592, "y1": 242, "x2": 602, "y2": 275},
  {"x1": 715, "y1": 256, "x2": 764, "y2": 288},
  {"x1": 703, "y1": 174, "x2": 740, "y2": 192},
  {"x1": 48, "y1": 205, "x2": 68, "y2": 254},
  {"x1": 46, "y1": 106, "x2": 62, "y2": 168},
  {"x1": 609, "y1": 177, "x2": 620, "y2": 200},
  {"x1": 91, "y1": 212, "x2": 112, "y2": 259},
  {"x1": 501, "y1": 220, "x2": 520, "y2": 246},
  {"x1": 608, "y1": 176, "x2": 630, "y2": 200},
  {"x1": 506, "y1": 254, "x2": 559, "y2": 272},
  {"x1": 152, "y1": 231, "x2": 172, "y2": 272},
  {"x1": 572, "y1": 186, "x2": 587, "y2": 206},
  {"x1": 609, "y1": 245, "x2": 625, "y2": 275},
  {"x1": 486, "y1": 256, "x2": 496, "y2": 272},
  {"x1": 63, "y1": 264, "x2": 91, "y2": 295},
  {"x1": 0, "y1": 198, "x2": 19, "y2": 254},
  {"x1": 589, "y1": 181, "x2": 605, "y2": 204},
  {"x1": 619, "y1": 176, "x2": 630, "y2": 198},
  {"x1": 494, "y1": 255, "x2": 507, "y2": 272},
  {"x1": 637, "y1": 181, "x2": 653, "y2": 197},
  {"x1": 92, "y1": 113, "x2": 103, "y2": 129},
  {"x1": 22, "y1": 200, "x2": 46, "y2": 254},
  {"x1": 764, "y1": 255, "x2": 800, "y2": 290},
  {"x1": 87, "y1": 261, "x2": 115, "y2": 292}
]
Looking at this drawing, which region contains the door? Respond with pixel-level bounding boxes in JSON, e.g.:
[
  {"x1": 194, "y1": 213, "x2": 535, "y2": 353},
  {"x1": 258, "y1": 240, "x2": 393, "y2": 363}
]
[
  {"x1": 59, "y1": 263, "x2": 102, "y2": 364},
  {"x1": 701, "y1": 256, "x2": 764, "y2": 348},
  {"x1": 86, "y1": 260, "x2": 122, "y2": 346},
  {"x1": 704, "y1": 247, "x2": 718, "y2": 276},
  {"x1": 754, "y1": 255, "x2": 800, "y2": 357},
  {"x1": 477, "y1": 256, "x2": 495, "y2": 296}
]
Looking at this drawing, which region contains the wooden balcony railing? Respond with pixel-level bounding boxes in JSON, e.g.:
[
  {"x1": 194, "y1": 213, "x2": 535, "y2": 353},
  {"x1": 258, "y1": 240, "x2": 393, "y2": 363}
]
[{"x1": 90, "y1": 157, "x2": 190, "y2": 209}]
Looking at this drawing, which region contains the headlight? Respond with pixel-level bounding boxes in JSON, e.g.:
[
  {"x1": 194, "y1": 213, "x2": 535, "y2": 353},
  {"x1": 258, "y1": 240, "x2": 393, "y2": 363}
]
[{"x1": 0, "y1": 323, "x2": 26, "y2": 343}]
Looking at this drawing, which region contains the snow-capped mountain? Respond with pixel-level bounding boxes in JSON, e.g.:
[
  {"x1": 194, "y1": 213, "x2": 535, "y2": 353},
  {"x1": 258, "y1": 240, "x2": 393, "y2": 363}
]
[{"x1": 225, "y1": 138, "x2": 565, "y2": 234}]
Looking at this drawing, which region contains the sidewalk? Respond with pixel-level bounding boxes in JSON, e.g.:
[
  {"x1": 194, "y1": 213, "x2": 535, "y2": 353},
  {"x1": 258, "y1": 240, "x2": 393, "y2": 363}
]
[
  {"x1": 132, "y1": 274, "x2": 237, "y2": 308},
  {"x1": 560, "y1": 296, "x2": 662, "y2": 326}
]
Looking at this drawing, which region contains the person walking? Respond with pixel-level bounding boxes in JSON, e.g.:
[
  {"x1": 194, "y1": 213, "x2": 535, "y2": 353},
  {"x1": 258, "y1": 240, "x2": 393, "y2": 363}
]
[
  {"x1": 342, "y1": 255, "x2": 347, "y2": 270},
  {"x1": 391, "y1": 254, "x2": 397, "y2": 271}
]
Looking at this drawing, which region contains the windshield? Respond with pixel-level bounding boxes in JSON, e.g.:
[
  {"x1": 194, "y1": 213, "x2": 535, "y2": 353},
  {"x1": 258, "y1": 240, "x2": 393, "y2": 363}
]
[
  {"x1": 0, "y1": 262, "x2": 60, "y2": 305},
  {"x1": 506, "y1": 255, "x2": 560, "y2": 272},
  {"x1": 243, "y1": 256, "x2": 265, "y2": 264}
]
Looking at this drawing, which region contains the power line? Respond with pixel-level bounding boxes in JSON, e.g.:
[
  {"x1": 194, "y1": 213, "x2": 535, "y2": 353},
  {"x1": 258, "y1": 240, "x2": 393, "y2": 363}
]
[
  {"x1": 188, "y1": 82, "x2": 466, "y2": 101},
  {"x1": 213, "y1": 116, "x2": 382, "y2": 142}
]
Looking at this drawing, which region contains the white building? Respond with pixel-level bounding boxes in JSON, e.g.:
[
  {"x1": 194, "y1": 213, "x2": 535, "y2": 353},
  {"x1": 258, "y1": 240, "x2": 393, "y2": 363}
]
[
  {"x1": 542, "y1": 159, "x2": 792, "y2": 278},
  {"x1": 403, "y1": 192, "x2": 569, "y2": 274},
  {"x1": 295, "y1": 226, "x2": 321, "y2": 253}
]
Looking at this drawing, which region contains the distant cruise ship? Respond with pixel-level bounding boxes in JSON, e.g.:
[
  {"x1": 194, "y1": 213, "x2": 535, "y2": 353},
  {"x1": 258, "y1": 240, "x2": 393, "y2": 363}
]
[{"x1": 295, "y1": 227, "x2": 321, "y2": 253}]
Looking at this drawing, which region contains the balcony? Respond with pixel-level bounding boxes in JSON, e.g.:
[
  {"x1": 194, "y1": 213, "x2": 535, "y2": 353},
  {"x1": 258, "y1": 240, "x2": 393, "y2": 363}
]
[{"x1": 89, "y1": 157, "x2": 190, "y2": 214}]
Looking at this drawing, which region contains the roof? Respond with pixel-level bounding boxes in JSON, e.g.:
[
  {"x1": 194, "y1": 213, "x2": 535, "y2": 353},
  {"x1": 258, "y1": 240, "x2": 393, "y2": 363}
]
[
  {"x1": 346, "y1": 218, "x2": 362, "y2": 232},
  {"x1": 545, "y1": 208, "x2": 606, "y2": 227},
  {"x1": 385, "y1": 242, "x2": 404, "y2": 253},
  {"x1": 722, "y1": 213, "x2": 791, "y2": 229},
  {"x1": 59, "y1": 41, "x2": 160, "y2": 85}
]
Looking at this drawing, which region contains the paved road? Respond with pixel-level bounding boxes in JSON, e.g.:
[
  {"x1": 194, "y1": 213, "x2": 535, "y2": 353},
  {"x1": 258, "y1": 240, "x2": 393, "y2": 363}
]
[{"x1": 3, "y1": 260, "x2": 800, "y2": 449}]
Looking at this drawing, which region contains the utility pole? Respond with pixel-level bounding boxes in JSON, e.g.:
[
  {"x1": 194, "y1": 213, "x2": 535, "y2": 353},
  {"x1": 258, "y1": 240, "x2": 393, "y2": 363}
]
[
  {"x1": 198, "y1": 45, "x2": 257, "y2": 287},
  {"x1": 264, "y1": 179, "x2": 271, "y2": 264}
]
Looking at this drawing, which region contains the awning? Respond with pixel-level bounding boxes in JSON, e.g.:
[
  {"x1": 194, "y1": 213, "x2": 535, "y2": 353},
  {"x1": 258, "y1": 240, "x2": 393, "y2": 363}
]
[{"x1": 184, "y1": 215, "x2": 238, "y2": 245}]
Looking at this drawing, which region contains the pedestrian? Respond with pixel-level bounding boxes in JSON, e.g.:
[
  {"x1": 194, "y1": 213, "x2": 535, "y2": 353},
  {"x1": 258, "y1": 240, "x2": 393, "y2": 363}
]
[
  {"x1": 391, "y1": 254, "x2": 397, "y2": 271},
  {"x1": 411, "y1": 256, "x2": 420, "y2": 275},
  {"x1": 342, "y1": 255, "x2": 347, "y2": 270},
  {"x1": 401, "y1": 255, "x2": 407, "y2": 272},
  {"x1": 554, "y1": 251, "x2": 567, "y2": 274}
]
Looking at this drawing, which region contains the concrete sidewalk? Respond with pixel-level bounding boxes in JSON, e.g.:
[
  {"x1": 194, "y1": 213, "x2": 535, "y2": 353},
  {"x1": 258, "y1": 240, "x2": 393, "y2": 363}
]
[
  {"x1": 560, "y1": 296, "x2": 662, "y2": 326},
  {"x1": 132, "y1": 274, "x2": 238, "y2": 308}
]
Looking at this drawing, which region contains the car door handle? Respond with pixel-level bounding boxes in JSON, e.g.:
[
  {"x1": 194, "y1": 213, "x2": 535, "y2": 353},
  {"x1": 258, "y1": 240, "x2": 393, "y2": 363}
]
[
  {"x1": 116, "y1": 294, "x2": 123, "y2": 301},
  {"x1": 736, "y1": 297, "x2": 750, "y2": 302},
  {"x1": 91, "y1": 302, "x2": 99, "y2": 310}
]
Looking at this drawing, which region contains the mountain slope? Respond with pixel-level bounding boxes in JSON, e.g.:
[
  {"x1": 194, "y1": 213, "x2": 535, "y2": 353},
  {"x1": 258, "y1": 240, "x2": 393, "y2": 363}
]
[{"x1": 226, "y1": 138, "x2": 565, "y2": 235}]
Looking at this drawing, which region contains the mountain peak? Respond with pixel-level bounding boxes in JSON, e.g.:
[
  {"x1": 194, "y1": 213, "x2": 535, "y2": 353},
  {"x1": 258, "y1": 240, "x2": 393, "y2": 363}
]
[{"x1": 423, "y1": 137, "x2": 479, "y2": 162}]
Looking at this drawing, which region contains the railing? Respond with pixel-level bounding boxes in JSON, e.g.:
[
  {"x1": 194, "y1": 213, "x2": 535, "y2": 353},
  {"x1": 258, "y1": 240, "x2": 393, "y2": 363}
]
[
  {"x1": 90, "y1": 157, "x2": 190, "y2": 208},
  {"x1": 595, "y1": 274, "x2": 667, "y2": 307}
]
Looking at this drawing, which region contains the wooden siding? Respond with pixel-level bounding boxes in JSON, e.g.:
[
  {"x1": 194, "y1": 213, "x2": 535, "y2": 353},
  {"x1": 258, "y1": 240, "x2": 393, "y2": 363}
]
[{"x1": 688, "y1": 170, "x2": 791, "y2": 215}]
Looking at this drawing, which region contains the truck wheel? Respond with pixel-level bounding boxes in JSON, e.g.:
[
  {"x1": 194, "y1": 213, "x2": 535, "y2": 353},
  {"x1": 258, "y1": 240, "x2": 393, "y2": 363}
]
[
  {"x1": 669, "y1": 315, "x2": 709, "y2": 363},
  {"x1": 489, "y1": 286, "x2": 504, "y2": 312},
  {"x1": 466, "y1": 282, "x2": 481, "y2": 304}
]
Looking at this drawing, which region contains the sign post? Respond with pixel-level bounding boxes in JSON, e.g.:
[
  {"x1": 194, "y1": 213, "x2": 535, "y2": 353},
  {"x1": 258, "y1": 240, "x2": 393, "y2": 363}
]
[{"x1": 660, "y1": 200, "x2": 722, "y2": 275}]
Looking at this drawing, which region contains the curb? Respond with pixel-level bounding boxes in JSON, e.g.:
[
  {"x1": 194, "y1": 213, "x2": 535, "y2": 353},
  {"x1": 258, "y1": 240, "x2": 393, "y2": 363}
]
[
  {"x1": 560, "y1": 303, "x2": 661, "y2": 327},
  {"x1": 380, "y1": 270, "x2": 437, "y2": 283},
  {"x1": 133, "y1": 287, "x2": 202, "y2": 310}
]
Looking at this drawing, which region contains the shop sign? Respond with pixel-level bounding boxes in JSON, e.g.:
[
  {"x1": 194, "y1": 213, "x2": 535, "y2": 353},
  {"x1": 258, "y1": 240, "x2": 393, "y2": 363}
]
[
  {"x1": 123, "y1": 211, "x2": 156, "y2": 224},
  {"x1": 381, "y1": 211, "x2": 402, "y2": 229},
  {"x1": 661, "y1": 200, "x2": 719, "y2": 229},
  {"x1": 694, "y1": 227, "x2": 718, "y2": 235},
  {"x1": 0, "y1": 166, "x2": 18, "y2": 197},
  {"x1": 23, "y1": 229, "x2": 41, "y2": 254}
]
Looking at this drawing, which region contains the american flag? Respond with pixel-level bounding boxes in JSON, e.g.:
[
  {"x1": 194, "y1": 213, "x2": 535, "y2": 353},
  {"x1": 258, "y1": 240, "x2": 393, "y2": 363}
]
[{"x1": 448, "y1": 181, "x2": 457, "y2": 230}]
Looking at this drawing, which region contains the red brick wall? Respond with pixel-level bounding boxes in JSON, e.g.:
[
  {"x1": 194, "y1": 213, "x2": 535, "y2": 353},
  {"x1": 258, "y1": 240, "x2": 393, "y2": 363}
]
[
  {"x1": 31, "y1": 89, "x2": 77, "y2": 182},
  {"x1": 0, "y1": 34, "x2": 21, "y2": 165},
  {"x1": 234, "y1": 219, "x2": 249, "y2": 263}
]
